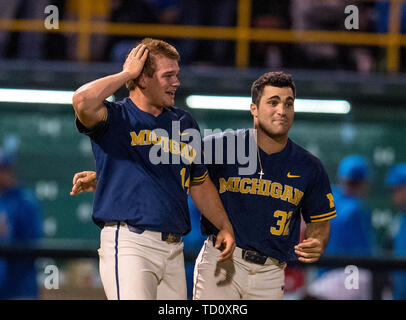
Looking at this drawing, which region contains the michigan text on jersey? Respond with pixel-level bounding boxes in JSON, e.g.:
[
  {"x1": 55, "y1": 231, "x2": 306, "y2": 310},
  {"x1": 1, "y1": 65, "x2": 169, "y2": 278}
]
[
  {"x1": 219, "y1": 177, "x2": 304, "y2": 206},
  {"x1": 130, "y1": 130, "x2": 197, "y2": 163}
]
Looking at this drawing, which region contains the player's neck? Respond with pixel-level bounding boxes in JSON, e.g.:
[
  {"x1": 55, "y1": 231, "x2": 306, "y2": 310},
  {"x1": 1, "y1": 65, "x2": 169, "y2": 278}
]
[
  {"x1": 129, "y1": 91, "x2": 164, "y2": 117},
  {"x1": 256, "y1": 128, "x2": 288, "y2": 155}
]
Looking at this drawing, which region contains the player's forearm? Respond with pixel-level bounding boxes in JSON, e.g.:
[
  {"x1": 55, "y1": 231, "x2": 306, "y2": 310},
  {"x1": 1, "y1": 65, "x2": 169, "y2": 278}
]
[
  {"x1": 305, "y1": 221, "x2": 330, "y2": 251},
  {"x1": 73, "y1": 71, "x2": 132, "y2": 114},
  {"x1": 190, "y1": 178, "x2": 234, "y2": 234}
]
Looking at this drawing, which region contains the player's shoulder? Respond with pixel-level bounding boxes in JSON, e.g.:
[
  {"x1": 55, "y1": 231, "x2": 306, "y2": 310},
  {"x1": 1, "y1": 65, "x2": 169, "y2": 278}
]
[
  {"x1": 289, "y1": 139, "x2": 325, "y2": 170},
  {"x1": 169, "y1": 106, "x2": 198, "y2": 122},
  {"x1": 169, "y1": 105, "x2": 188, "y2": 115},
  {"x1": 169, "y1": 107, "x2": 205, "y2": 134},
  {"x1": 101, "y1": 97, "x2": 131, "y2": 120},
  {"x1": 203, "y1": 128, "x2": 248, "y2": 143},
  {"x1": 104, "y1": 97, "x2": 128, "y2": 109}
]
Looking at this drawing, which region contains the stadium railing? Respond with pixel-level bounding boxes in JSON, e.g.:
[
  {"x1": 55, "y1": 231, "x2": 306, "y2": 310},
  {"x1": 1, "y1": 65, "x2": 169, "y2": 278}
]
[{"x1": 0, "y1": 0, "x2": 404, "y2": 71}]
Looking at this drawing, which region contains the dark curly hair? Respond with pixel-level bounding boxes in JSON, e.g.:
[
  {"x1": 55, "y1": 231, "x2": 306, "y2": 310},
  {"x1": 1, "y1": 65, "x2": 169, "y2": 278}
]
[{"x1": 251, "y1": 71, "x2": 296, "y2": 106}]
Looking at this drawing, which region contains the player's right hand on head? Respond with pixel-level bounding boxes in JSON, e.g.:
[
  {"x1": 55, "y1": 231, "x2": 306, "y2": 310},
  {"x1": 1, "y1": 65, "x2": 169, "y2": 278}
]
[
  {"x1": 122, "y1": 44, "x2": 149, "y2": 79},
  {"x1": 70, "y1": 171, "x2": 97, "y2": 196},
  {"x1": 215, "y1": 229, "x2": 236, "y2": 262}
]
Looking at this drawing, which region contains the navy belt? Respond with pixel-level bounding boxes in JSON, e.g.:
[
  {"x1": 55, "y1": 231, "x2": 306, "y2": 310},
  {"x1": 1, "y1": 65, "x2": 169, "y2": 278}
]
[
  {"x1": 104, "y1": 222, "x2": 182, "y2": 243},
  {"x1": 128, "y1": 224, "x2": 182, "y2": 243},
  {"x1": 211, "y1": 235, "x2": 274, "y2": 266},
  {"x1": 241, "y1": 249, "x2": 268, "y2": 265}
]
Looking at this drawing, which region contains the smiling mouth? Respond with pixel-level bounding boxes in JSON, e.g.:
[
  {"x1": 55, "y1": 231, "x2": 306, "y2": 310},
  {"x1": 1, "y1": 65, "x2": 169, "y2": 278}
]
[
  {"x1": 166, "y1": 92, "x2": 175, "y2": 97},
  {"x1": 273, "y1": 119, "x2": 286, "y2": 124}
]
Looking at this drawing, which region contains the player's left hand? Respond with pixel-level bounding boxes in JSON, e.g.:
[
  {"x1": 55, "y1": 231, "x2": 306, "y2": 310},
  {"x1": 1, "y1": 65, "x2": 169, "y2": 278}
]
[
  {"x1": 215, "y1": 229, "x2": 236, "y2": 262},
  {"x1": 294, "y1": 237, "x2": 323, "y2": 263},
  {"x1": 70, "y1": 171, "x2": 97, "y2": 196}
]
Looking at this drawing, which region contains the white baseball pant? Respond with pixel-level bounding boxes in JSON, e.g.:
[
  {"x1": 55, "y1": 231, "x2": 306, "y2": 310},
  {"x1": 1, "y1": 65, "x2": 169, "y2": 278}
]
[
  {"x1": 98, "y1": 222, "x2": 187, "y2": 300},
  {"x1": 193, "y1": 236, "x2": 286, "y2": 300}
]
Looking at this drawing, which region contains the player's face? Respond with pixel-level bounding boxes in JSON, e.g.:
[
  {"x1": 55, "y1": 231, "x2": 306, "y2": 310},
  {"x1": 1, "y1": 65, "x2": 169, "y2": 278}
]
[
  {"x1": 144, "y1": 55, "x2": 180, "y2": 108},
  {"x1": 0, "y1": 167, "x2": 13, "y2": 190},
  {"x1": 391, "y1": 186, "x2": 406, "y2": 209},
  {"x1": 251, "y1": 86, "x2": 294, "y2": 140}
]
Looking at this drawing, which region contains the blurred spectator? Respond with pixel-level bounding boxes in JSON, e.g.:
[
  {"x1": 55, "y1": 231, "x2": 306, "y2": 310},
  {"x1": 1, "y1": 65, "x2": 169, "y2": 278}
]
[
  {"x1": 148, "y1": 0, "x2": 180, "y2": 25},
  {"x1": 385, "y1": 163, "x2": 406, "y2": 300},
  {"x1": 326, "y1": 155, "x2": 375, "y2": 257},
  {"x1": 305, "y1": 155, "x2": 374, "y2": 300},
  {"x1": 290, "y1": 0, "x2": 377, "y2": 72},
  {"x1": 375, "y1": 1, "x2": 406, "y2": 71},
  {"x1": 349, "y1": 1, "x2": 378, "y2": 73},
  {"x1": 250, "y1": 0, "x2": 291, "y2": 69},
  {"x1": 375, "y1": 1, "x2": 406, "y2": 34},
  {"x1": 146, "y1": 0, "x2": 182, "y2": 60},
  {"x1": 104, "y1": 0, "x2": 158, "y2": 62},
  {"x1": 0, "y1": 0, "x2": 51, "y2": 60},
  {"x1": 64, "y1": 0, "x2": 112, "y2": 61},
  {"x1": 178, "y1": 0, "x2": 237, "y2": 66},
  {"x1": 44, "y1": 0, "x2": 67, "y2": 61},
  {"x1": 0, "y1": 147, "x2": 43, "y2": 299},
  {"x1": 290, "y1": 0, "x2": 344, "y2": 70}
]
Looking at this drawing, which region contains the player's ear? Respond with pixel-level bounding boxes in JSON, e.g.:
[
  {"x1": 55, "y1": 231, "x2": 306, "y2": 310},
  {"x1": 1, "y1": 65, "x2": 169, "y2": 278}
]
[
  {"x1": 250, "y1": 102, "x2": 258, "y2": 118},
  {"x1": 136, "y1": 74, "x2": 147, "y2": 89}
]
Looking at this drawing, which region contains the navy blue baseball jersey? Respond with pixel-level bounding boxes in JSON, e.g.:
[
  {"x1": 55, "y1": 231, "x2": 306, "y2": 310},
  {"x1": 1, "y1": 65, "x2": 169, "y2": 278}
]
[
  {"x1": 76, "y1": 97, "x2": 207, "y2": 235},
  {"x1": 201, "y1": 129, "x2": 336, "y2": 262}
]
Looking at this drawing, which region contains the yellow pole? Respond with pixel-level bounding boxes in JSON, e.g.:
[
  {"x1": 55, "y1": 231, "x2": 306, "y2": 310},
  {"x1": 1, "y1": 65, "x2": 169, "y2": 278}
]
[
  {"x1": 387, "y1": 0, "x2": 402, "y2": 72},
  {"x1": 77, "y1": 0, "x2": 92, "y2": 62},
  {"x1": 236, "y1": 0, "x2": 251, "y2": 68}
]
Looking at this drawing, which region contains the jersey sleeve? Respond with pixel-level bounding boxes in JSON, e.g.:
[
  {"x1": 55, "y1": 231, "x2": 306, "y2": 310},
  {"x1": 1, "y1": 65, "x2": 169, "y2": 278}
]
[
  {"x1": 75, "y1": 100, "x2": 114, "y2": 140},
  {"x1": 187, "y1": 114, "x2": 208, "y2": 184},
  {"x1": 301, "y1": 160, "x2": 337, "y2": 224},
  {"x1": 201, "y1": 132, "x2": 228, "y2": 187}
]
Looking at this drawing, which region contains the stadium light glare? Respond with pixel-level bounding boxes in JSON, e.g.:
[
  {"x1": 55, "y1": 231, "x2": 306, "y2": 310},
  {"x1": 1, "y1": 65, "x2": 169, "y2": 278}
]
[
  {"x1": 186, "y1": 95, "x2": 351, "y2": 114},
  {"x1": 0, "y1": 88, "x2": 114, "y2": 104}
]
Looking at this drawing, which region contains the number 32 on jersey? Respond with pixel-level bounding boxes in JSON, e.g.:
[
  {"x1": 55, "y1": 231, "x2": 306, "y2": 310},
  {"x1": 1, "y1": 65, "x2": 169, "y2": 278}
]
[
  {"x1": 270, "y1": 210, "x2": 293, "y2": 236},
  {"x1": 270, "y1": 193, "x2": 335, "y2": 236}
]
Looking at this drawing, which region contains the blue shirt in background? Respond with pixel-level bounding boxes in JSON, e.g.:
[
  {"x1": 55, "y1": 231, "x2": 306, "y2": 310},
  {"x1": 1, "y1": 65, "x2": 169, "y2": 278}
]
[
  {"x1": 325, "y1": 186, "x2": 373, "y2": 257},
  {"x1": 392, "y1": 212, "x2": 406, "y2": 300},
  {"x1": 0, "y1": 187, "x2": 43, "y2": 299}
]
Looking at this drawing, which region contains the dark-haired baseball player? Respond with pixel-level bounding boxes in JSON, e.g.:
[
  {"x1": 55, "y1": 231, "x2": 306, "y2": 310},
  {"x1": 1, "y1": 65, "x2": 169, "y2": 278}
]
[
  {"x1": 71, "y1": 38, "x2": 235, "y2": 300},
  {"x1": 193, "y1": 72, "x2": 335, "y2": 299}
]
